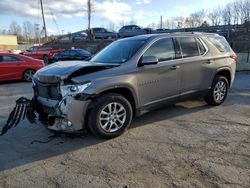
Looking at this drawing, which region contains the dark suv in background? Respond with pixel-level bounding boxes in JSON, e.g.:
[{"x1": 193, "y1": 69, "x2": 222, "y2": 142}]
[
  {"x1": 118, "y1": 25, "x2": 149, "y2": 38},
  {"x1": 92, "y1": 27, "x2": 117, "y2": 39},
  {"x1": 30, "y1": 33, "x2": 236, "y2": 139}
]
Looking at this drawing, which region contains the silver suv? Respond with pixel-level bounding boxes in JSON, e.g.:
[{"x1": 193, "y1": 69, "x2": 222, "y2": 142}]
[{"x1": 30, "y1": 33, "x2": 236, "y2": 138}]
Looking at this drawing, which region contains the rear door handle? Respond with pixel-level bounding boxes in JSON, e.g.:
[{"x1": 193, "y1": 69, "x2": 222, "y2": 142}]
[{"x1": 170, "y1": 65, "x2": 180, "y2": 70}]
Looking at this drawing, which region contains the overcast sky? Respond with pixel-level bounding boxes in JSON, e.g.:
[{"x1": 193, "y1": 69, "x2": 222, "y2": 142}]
[{"x1": 0, "y1": 0, "x2": 234, "y2": 34}]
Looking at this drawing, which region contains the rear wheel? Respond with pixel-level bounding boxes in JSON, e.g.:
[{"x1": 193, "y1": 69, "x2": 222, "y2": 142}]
[
  {"x1": 205, "y1": 75, "x2": 229, "y2": 106},
  {"x1": 23, "y1": 69, "x2": 35, "y2": 82},
  {"x1": 87, "y1": 93, "x2": 133, "y2": 139}
]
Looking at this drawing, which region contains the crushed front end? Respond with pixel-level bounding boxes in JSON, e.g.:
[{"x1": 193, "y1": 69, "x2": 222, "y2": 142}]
[
  {"x1": 31, "y1": 78, "x2": 92, "y2": 133},
  {"x1": 0, "y1": 61, "x2": 117, "y2": 135}
]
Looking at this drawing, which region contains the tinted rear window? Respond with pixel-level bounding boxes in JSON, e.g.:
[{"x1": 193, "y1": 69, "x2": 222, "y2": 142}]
[
  {"x1": 178, "y1": 37, "x2": 199, "y2": 58},
  {"x1": 207, "y1": 36, "x2": 232, "y2": 53}
]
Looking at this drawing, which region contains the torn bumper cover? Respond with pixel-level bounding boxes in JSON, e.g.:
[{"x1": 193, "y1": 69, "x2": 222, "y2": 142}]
[
  {"x1": 0, "y1": 97, "x2": 31, "y2": 136},
  {"x1": 0, "y1": 95, "x2": 91, "y2": 136},
  {"x1": 36, "y1": 94, "x2": 91, "y2": 132}
]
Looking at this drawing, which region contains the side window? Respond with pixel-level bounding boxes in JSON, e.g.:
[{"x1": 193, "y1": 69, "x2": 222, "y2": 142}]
[
  {"x1": 196, "y1": 38, "x2": 207, "y2": 55},
  {"x1": 61, "y1": 50, "x2": 70, "y2": 56},
  {"x1": 70, "y1": 51, "x2": 78, "y2": 56},
  {"x1": 207, "y1": 36, "x2": 232, "y2": 53},
  {"x1": 178, "y1": 37, "x2": 199, "y2": 58},
  {"x1": 144, "y1": 38, "x2": 175, "y2": 62},
  {"x1": 28, "y1": 47, "x2": 34, "y2": 52},
  {"x1": 1, "y1": 56, "x2": 22, "y2": 62},
  {"x1": 39, "y1": 47, "x2": 51, "y2": 51}
]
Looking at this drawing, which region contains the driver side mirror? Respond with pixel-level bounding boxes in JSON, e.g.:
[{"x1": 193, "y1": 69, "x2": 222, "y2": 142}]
[{"x1": 139, "y1": 56, "x2": 159, "y2": 66}]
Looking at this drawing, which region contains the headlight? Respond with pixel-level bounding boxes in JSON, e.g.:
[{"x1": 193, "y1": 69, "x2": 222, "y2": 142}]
[{"x1": 60, "y1": 82, "x2": 91, "y2": 97}]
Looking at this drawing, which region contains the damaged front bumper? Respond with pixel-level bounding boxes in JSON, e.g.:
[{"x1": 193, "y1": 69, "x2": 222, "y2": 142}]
[
  {"x1": 35, "y1": 94, "x2": 92, "y2": 133},
  {"x1": 0, "y1": 94, "x2": 92, "y2": 136}
]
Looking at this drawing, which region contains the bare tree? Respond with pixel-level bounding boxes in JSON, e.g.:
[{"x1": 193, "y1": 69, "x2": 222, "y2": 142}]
[
  {"x1": 0, "y1": 29, "x2": 7, "y2": 35},
  {"x1": 208, "y1": 8, "x2": 222, "y2": 26},
  {"x1": 163, "y1": 19, "x2": 171, "y2": 29},
  {"x1": 9, "y1": 21, "x2": 22, "y2": 36},
  {"x1": 190, "y1": 9, "x2": 206, "y2": 27},
  {"x1": 162, "y1": 0, "x2": 250, "y2": 28},
  {"x1": 22, "y1": 21, "x2": 35, "y2": 43},
  {"x1": 222, "y1": 4, "x2": 232, "y2": 25}
]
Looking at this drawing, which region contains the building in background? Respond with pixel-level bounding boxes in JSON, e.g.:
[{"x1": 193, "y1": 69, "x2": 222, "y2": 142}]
[{"x1": 0, "y1": 35, "x2": 18, "y2": 51}]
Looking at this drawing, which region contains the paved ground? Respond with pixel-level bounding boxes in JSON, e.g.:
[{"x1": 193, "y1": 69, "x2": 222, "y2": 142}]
[{"x1": 0, "y1": 72, "x2": 249, "y2": 188}]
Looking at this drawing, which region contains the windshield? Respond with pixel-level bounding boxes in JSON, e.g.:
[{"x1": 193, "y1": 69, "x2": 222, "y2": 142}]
[{"x1": 91, "y1": 39, "x2": 146, "y2": 64}]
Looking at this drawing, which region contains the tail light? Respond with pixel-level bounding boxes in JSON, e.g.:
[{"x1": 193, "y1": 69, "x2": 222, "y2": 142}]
[{"x1": 230, "y1": 54, "x2": 237, "y2": 63}]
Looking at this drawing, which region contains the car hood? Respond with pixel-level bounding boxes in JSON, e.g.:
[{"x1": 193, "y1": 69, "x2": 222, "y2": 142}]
[{"x1": 34, "y1": 61, "x2": 119, "y2": 84}]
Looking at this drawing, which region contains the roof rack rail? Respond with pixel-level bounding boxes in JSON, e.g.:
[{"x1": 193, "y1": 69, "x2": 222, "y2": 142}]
[{"x1": 170, "y1": 32, "x2": 220, "y2": 36}]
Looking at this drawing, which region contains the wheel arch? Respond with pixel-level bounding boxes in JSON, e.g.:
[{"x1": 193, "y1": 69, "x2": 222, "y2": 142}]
[
  {"x1": 214, "y1": 68, "x2": 232, "y2": 86},
  {"x1": 91, "y1": 86, "x2": 138, "y2": 117}
]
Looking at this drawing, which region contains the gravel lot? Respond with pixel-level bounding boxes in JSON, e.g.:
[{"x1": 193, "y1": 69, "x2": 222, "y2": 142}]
[{"x1": 0, "y1": 72, "x2": 250, "y2": 188}]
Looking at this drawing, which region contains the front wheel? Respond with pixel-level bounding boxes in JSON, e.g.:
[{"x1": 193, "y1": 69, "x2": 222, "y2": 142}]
[
  {"x1": 87, "y1": 93, "x2": 133, "y2": 139},
  {"x1": 205, "y1": 75, "x2": 229, "y2": 106}
]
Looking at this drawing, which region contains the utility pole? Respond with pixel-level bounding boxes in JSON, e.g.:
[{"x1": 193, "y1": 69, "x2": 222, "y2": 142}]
[
  {"x1": 40, "y1": 0, "x2": 48, "y2": 42},
  {"x1": 87, "y1": 0, "x2": 91, "y2": 31},
  {"x1": 160, "y1": 16, "x2": 163, "y2": 29}
]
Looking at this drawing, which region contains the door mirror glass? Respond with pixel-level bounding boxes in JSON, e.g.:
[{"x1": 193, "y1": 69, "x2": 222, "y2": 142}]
[{"x1": 140, "y1": 56, "x2": 158, "y2": 66}]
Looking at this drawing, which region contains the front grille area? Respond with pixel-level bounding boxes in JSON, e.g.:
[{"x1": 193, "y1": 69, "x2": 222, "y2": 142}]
[{"x1": 34, "y1": 81, "x2": 62, "y2": 100}]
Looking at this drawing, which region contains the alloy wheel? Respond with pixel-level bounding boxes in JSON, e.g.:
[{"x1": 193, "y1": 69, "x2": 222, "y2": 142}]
[
  {"x1": 24, "y1": 70, "x2": 35, "y2": 81},
  {"x1": 213, "y1": 81, "x2": 227, "y2": 102},
  {"x1": 99, "y1": 102, "x2": 126, "y2": 133}
]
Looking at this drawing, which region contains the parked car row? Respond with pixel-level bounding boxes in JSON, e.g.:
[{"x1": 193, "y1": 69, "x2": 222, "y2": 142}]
[
  {"x1": 0, "y1": 48, "x2": 92, "y2": 82},
  {"x1": 71, "y1": 25, "x2": 171, "y2": 42}
]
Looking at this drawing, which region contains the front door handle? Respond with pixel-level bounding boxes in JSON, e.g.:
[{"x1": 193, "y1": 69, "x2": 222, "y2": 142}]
[{"x1": 170, "y1": 65, "x2": 180, "y2": 70}]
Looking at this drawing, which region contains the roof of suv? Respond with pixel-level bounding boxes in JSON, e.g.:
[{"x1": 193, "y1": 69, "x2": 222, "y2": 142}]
[{"x1": 125, "y1": 32, "x2": 221, "y2": 41}]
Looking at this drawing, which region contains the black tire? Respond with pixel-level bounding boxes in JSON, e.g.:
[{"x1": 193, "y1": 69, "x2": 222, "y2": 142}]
[
  {"x1": 205, "y1": 75, "x2": 229, "y2": 106},
  {"x1": 43, "y1": 55, "x2": 49, "y2": 65},
  {"x1": 87, "y1": 93, "x2": 133, "y2": 139},
  {"x1": 23, "y1": 69, "x2": 35, "y2": 82}
]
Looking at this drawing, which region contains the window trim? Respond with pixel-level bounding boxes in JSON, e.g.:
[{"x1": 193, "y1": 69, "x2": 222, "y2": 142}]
[{"x1": 197, "y1": 37, "x2": 209, "y2": 56}]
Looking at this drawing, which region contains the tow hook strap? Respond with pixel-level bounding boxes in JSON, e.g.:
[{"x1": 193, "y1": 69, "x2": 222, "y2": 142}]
[{"x1": 0, "y1": 97, "x2": 33, "y2": 136}]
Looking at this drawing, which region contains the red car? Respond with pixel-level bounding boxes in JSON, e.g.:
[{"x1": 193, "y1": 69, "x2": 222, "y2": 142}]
[
  {"x1": 0, "y1": 53, "x2": 45, "y2": 82},
  {"x1": 23, "y1": 46, "x2": 64, "y2": 64}
]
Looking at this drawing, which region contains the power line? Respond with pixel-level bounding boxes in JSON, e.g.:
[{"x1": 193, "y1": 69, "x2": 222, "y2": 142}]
[{"x1": 48, "y1": 6, "x2": 61, "y2": 35}]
